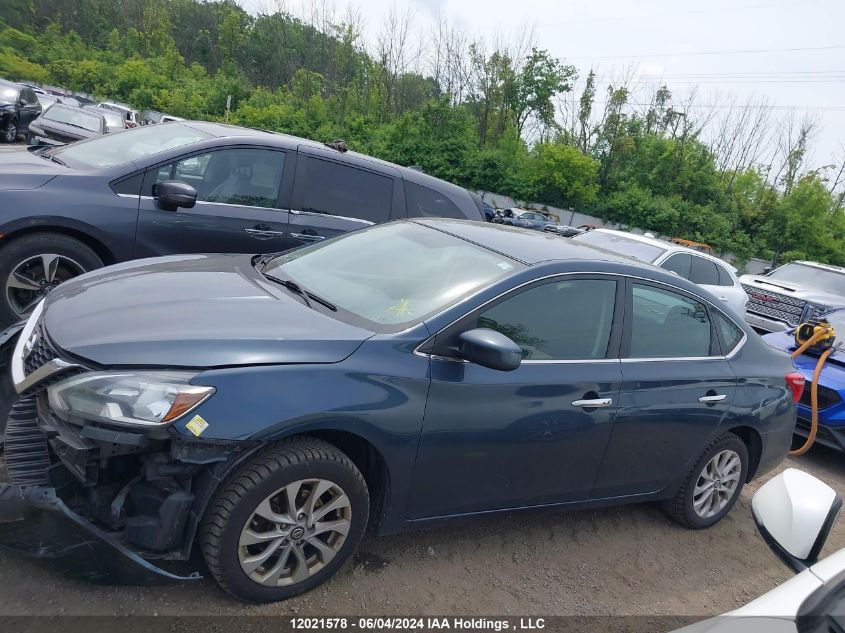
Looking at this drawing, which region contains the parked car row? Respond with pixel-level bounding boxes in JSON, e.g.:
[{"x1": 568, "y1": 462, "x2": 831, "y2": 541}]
[
  {"x1": 1, "y1": 76, "x2": 183, "y2": 145},
  {"x1": 0, "y1": 121, "x2": 484, "y2": 324}
]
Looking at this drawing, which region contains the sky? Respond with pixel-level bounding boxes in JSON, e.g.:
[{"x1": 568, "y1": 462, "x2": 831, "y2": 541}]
[{"x1": 244, "y1": 0, "x2": 845, "y2": 169}]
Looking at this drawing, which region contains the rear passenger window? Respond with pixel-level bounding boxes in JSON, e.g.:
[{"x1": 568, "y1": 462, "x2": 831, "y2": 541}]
[
  {"x1": 661, "y1": 253, "x2": 691, "y2": 279},
  {"x1": 405, "y1": 181, "x2": 465, "y2": 219},
  {"x1": 301, "y1": 158, "x2": 392, "y2": 223},
  {"x1": 630, "y1": 284, "x2": 712, "y2": 358},
  {"x1": 716, "y1": 264, "x2": 735, "y2": 287},
  {"x1": 689, "y1": 257, "x2": 720, "y2": 285},
  {"x1": 713, "y1": 312, "x2": 744, "y2": 354}
]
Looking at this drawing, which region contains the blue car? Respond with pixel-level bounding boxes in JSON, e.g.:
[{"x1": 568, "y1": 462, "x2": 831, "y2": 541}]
[
  {"x1": 763, "y1": 310, "x2": 845, "y2": 451},
  {"x1": 0, "y1": 219, "x2": 799, "y2": 602}
]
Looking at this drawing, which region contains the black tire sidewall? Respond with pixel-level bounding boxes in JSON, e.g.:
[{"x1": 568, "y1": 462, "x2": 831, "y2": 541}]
[
  {"x1": 3, "y1": 119, "x2": 16, "y2": 143},
  {"x1": 0, "y1": 234, "x2": 103, "y2": 325},
  {"x1": 208, "y1": 456, "x2": 369, "y2": 603},
  {"x1": 682, "y1": 435, "x2": 748, "y2": 528}
]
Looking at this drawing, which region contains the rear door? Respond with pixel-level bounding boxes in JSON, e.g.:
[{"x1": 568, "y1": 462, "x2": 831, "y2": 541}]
[
  {"x1": 135, "y1": 146, "x2": 294, "y2": 257},
  {"x1": 288, "y1": 148, "x2": 403, "y2": 248},
  {"x1": 18, "y1": 88, "x2": 41, "y2": 130},
  {"x1": 592, "y1": 279, "x2": 738, "y2": 498}
]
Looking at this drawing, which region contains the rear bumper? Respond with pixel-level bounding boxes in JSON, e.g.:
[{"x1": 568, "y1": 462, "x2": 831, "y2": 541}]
[{"x1": 0, "y1": 483, "x2": 201, "y2": 585}]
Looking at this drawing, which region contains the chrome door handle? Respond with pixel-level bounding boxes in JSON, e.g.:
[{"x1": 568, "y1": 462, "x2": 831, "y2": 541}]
[
  {"x1": 291, "y1": 232, "x2": 326, "y2": 242},
  {"x1": 699, "y1": 394, "x2": 727, "y2": 403},
  {"x1": 245, "y1": 228, "x2": 286, "y2": 239},
  {"x1": 571, "y1": 398, "x2": 613, "y2": 408}
]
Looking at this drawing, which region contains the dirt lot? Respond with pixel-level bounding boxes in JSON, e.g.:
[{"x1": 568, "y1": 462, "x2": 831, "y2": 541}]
[{"x1": 0, "y1": 443, "x2": 844, "y2": 620}]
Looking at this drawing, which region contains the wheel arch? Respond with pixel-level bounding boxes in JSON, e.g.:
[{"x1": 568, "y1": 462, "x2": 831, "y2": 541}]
[
  {"x1": 725, "y1": 424, "x2": 763, "y2": 481},
  {"x1": 0, "y1": 222, "x2": 117, "y2": 266},
  {"x1": 186, "y1": 429, "x2": 393, "y2": 558}
]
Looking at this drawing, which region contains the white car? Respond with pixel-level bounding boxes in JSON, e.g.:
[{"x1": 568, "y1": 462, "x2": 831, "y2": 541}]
[
  {"x1": 573, "y1": 229, "x2": 749, "y2": 317},
  {"x1": 676, "y1": 468, "x2": 843, "y2": 632}
]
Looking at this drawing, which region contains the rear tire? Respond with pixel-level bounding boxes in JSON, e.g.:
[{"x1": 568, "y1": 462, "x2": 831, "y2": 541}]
[
  {"x1": 0, "y1": 233, "x2": 103, "y2": 325},
  {"x1": 661, "y1": 432, "x2": 748, "y2": 529},
  {"x1": 200, "y1": 438, "x2": 369, "y2": 603}
]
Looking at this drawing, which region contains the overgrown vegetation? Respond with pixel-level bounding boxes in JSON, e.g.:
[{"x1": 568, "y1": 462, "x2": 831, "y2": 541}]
[{"x1": 1, "y1": 0, "x2": 844, "y2": 265}]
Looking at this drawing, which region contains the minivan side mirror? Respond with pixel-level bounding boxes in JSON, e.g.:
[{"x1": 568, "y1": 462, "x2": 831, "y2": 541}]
[
  {"x1": 457, "y1": 328, "x2": 522, "y2": 371},
  {"x1": 752, "y1": 468, "x2": 842, "y2": 573},
  {"x1": 154, "y1": 180, "x2": 197, "y2": 211}
]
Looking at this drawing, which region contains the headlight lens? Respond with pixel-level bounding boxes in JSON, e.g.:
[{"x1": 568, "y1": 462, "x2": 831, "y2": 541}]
[{"x1": 47, "y1": 371, "x2": 215, "y2": 427}]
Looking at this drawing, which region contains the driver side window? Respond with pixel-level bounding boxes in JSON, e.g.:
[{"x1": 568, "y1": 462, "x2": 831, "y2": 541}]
[
  {"x1": 474, "y1": 278, "x2": 617, "y2": 361},
  {"x1": 146, "y1": 149, "x2": 285, "y2": 209}
]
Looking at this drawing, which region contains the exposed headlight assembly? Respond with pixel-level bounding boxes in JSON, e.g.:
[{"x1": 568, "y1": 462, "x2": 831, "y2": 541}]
[{"x1": 47, "y1": 371, "x2": 215, "y2": 427}]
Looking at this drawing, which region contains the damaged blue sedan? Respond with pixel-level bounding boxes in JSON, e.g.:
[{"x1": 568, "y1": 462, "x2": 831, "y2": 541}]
[{"x1": 0, "y1": 219, "x2": 799, "y2": 602}]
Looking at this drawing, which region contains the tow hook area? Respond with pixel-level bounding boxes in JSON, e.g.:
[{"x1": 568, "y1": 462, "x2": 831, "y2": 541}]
[{"x1": 0, "y1": 483, "x2": 202, "y2": 585}]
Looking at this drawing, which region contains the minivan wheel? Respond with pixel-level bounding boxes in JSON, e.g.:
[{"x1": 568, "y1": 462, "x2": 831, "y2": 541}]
[
  {"x1": 3, "y1": 119, "x2": 16, "y2": 144},
  {"x1": 661, "y1": 432, "x2": 748, "y2": 529},
  {"x1": 200, "y1": 438, "x2": 369, "y2": 603},
  {"x1": 0, "y1": 233, "x2": 103, "y2": 324}
]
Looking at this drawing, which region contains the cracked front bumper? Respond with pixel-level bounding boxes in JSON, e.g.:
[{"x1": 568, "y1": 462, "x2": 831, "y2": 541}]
[{"x1": 0, "y1": 483, "x2": 201, "y2": 585}]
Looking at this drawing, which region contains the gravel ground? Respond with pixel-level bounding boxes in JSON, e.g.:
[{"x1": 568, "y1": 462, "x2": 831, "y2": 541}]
[{"x1": 0, "y1": 443, "x2": 844, "y2": 619}]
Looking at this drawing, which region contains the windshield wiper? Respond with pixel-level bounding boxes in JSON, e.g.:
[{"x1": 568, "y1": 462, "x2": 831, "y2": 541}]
[{"x1": 271, "y1": 277, "x2": 337, "y2": 312}]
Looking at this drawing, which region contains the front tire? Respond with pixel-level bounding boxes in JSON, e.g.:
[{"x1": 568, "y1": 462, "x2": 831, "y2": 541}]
[
  {"x1": 661, "y1": 432, "x2": 748, "y2": 529},
  {"x1": 0, "y1": 233, "x2": 103, "y2": 325},
  {"x1": 200, "y1": 438, "x2": 369, "y2": 603},
  {"x1": 2, "y1": 118, "x2": 17, "y2": 144}
]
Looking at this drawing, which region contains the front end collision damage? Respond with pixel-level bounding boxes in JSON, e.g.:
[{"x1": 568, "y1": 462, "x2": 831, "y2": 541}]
[{"x1": 0, "y1": 391, "x2": 263, "y2": 584}]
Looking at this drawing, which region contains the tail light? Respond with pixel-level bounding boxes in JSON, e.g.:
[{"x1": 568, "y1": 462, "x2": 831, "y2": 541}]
[{"x1": 786, "y1": 372, "x2": 805, "y2": 403}]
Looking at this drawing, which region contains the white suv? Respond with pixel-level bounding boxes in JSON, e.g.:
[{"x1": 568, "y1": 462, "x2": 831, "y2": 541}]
[{"x1": 572, "y1": 229, "x2": 749, "y2": 316}]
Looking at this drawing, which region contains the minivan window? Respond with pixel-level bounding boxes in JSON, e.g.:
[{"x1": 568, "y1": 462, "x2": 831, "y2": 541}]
[
  {"x1": 150, "y1": 149, "x2": 285, "y2": 208},
  {"x1": 51, "y1": 123, "x2": 211, "y2": 168},
  {"x1": 300, "y1": 158, "x2": 393, "y2": 223},
  {"x1": 263, "y1": 222, "x2": 524, "y2": 330},
  {"x1": 630, "y1": 284, "x2": 712, "y2": 358},
  {"x1": 689, "y1": 256, "x2": 720, "y2": 285},
  {"x1": 405, "y1": 181, "x2": 464, "y2": 219},
  {"x1": 477, "y1": 279, "x2": 616, "y2": 360}
]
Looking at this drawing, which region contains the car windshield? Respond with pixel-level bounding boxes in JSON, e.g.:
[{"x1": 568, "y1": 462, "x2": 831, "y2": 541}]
[
  {"x1": 573, "y1": 231, "x2": 666, "y2": 263},
  {"x1": 49, "y1": 123, "x2": 211, "y2": 168},
  {"x1": 43, "y1": 106, "x2": 102, "y2": 132},
  {"x1": 262, "y1": 222, "x2": 525, "y2": 329},
  {"x1": 766, "y1": 263, "x2": 845, "y2": 295}
]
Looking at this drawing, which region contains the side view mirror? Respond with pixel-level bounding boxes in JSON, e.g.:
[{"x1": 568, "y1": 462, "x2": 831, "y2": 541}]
[
  {"x1": 762, "y1": 266, "x2": 772, "y2": 275},
  {"x1": 457, "y1": 328, "x2": 522, "y2": 372},
  {"x1": 154, "y1": 180, "x2": 197, "y2": 211},
  {"x1": 752, "y1": 468, "x2": 842, "y2": 572}
]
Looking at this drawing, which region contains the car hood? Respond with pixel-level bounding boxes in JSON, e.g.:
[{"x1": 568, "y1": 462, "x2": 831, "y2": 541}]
[
  {"x1": 762, "y1": 330, "x2": 845, "y2": 372},
  {"x1": 739, "y1": 275, "x2": 844, "y2": 306},
  {"x1": 0, "y1": 148, "x2": 63, "y2": 190},
  {"x1": 41, "y1": 254, "x2": 374, "y2": 368}
]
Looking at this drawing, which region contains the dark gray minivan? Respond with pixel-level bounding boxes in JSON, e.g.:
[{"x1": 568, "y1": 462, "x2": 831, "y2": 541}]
[{"x1": 0, "y1": 121, "x2": 484, "y2": 324}]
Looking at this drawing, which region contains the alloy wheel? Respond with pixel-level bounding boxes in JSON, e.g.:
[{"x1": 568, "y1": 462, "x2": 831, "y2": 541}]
[
  {"x1": 693, "y1": 449, "x2": 742, "y2": 518},
  {"x1": 238, "y1": 478, "x2": 352, "y2": 587},
  {"x1": 5, "y1": 253, "x2": 86, "y2": 317},
  {"x1": 4, "y1": 122, "x2": 16, "y2": 143}
]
